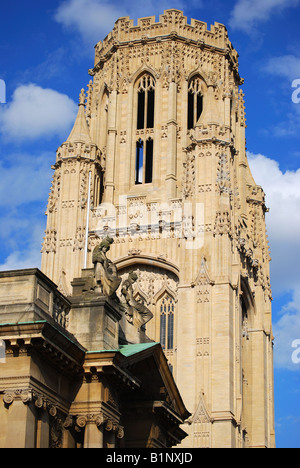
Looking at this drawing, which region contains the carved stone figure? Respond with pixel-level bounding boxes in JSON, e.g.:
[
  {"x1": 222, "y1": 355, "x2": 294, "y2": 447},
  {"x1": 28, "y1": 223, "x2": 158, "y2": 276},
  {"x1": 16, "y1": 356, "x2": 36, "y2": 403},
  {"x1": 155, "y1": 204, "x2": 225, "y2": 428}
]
[
  {"x1": 91, "y1": 237, "x2": 121, "y2": 297},
  {"x1": 120, "y1": 272, "x2": 153, "y2": 329}
]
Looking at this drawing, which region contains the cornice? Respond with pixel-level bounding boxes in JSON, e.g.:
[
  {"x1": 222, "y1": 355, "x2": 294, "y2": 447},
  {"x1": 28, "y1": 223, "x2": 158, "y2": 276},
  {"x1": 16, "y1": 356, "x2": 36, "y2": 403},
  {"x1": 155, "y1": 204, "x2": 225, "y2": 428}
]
[
  {"x1": 89, "y1": 33, "x2": 243, "y2": 84},
  {"x1": 52, "y1": 155, "x2": 103, "y2": 170},
  {"x1": 0, "y1": 321, "x2": 85, "y2": 374}
]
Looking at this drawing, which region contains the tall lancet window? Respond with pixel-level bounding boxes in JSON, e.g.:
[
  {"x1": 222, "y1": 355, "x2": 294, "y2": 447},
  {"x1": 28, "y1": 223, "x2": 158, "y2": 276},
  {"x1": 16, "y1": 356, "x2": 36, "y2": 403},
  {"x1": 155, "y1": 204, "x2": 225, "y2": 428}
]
[
  {"x1": 188, "y1": 76, "x2": 203, "y2": 129},
  {"x1": 135, "y1": 74, "x2": 155, "y2": 184},
  {"x1": 159, "y1": 294, "x2": 175, "y2": 350}
]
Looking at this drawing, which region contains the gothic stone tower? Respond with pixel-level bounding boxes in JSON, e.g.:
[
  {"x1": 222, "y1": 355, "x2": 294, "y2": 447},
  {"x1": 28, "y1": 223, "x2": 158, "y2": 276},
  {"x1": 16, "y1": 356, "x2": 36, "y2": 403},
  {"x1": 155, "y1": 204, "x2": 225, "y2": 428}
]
[{"x1": 41, "y1": 10, "x2": 275, "y2": 448}]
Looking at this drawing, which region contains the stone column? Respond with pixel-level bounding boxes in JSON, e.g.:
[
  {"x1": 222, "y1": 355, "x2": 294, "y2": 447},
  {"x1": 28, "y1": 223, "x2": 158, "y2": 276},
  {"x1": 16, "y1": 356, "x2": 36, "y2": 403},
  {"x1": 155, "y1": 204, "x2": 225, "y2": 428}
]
[
  {"x1": 36, "y1": 410, "x2": 50, "y2": 448},
  {"x1": 105, "y1": 89, "x2": 118, "y2": 204},
  {"x1": 2, "y1": 392, "x2": 36, "y2": 448},
  {"x1": 166, "y1": 79, "x2": 177, "y2": 199},
  {"x1": 84, "y1": 417, "x2": 104, "y2": 449},
  {"x1": 105, "y1": 419, "x2": 116, "y2": 448}
]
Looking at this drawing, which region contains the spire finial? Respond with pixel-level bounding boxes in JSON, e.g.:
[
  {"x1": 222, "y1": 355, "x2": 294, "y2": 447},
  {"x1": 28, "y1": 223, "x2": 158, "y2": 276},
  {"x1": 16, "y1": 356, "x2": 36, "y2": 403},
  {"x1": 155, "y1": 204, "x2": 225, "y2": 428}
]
[
  {"x1": 63, "y1": 87, "x2": 91, "y2": 144},
  {"x1": 79, "y1": 88, "x2": 86, "y2": 106}
]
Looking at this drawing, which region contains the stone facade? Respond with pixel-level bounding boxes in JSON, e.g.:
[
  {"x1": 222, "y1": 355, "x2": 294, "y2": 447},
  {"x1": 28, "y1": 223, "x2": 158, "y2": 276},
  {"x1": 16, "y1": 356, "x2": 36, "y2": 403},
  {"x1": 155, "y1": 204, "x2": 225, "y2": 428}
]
[
  {"x1": 41, "y1": 10, "x2": 275, "y2": 448},
  {"x1": 0, "y1": 268, "x2": 189, "y2": 448}
]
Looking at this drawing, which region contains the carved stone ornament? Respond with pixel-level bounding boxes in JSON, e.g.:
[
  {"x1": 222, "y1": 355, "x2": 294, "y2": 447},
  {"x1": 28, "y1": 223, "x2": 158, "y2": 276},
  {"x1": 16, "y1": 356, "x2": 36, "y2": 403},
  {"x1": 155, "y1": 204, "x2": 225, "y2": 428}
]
[
  {"x1": 63, "y1": 416, "x2": 74, "y2": 429},
  {"x1": 49, "y1": 405, "x2": 57, "y2": 417},
  {"x1": 50, "y1": 417, "x2": 64, "y2": 449},
  {"x1": 117, "y1": 426, "x2": 125, "y2": 439},
  {"x1": 76, "y1": 415, "x2": 87, "y2": 428},
  {"x1": 120, "y1": 271, "x2": 153, "y2": 329},
  {"x1": 216, "y1": 153, "x2": 232, "y2": 195},
  {"x1": 95, "y1": 413, "x2": 104, "y2": 427},
  {"x1": 105, "y1": 419, "x2": 113, "y2": 431},
  {"x1": 71, "y1": 413, "x2": 123, "y2": 434},
  {"x1": 35, "y1": 395, "x2": 44, "y2": 409},
  {"x1": 20, "y1": 390, "x2": 33, "y2": 404},
  {"x1": 83, "y1": 236, "x2": 121, "y2": 298},
  {"x1": 214, "y1": 211, "x2": 232, "y2": 236},
  {"x1": 3, "y1": 392, "x2": 14, "y2": 405}
]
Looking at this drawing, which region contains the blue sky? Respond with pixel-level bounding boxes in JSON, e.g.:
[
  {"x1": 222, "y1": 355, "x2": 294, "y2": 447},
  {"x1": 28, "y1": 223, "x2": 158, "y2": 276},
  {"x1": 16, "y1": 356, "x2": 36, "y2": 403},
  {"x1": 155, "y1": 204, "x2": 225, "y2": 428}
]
[{"x1": 1, "y1": 0, "x2": 300, "y2": 448}]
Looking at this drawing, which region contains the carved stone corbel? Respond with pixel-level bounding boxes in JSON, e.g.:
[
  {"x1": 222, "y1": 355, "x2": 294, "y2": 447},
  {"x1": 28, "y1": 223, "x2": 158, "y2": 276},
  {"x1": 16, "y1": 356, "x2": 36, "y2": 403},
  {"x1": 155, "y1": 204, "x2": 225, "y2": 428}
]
[
  {"x1": 95, "y1": 413, "x2": 104, "y2": 428},
  {"x1": 63, "y1": 415, "x2": 74, "y2": 429},
  {"x1": 105, "y1": 419, "x2": 124, "y2": 439},
  {"x1": 20, "y1": 389, "x2": 33, "y2": 404},
  {"x1": 74, "y1": 413, "x2": 106, "y2": 431},
  {"x1": 76, "y1": 415, "x2": 87, "y2": 429},
  {"x1": 116, "y1": 426, "x2": 125, "y2": 439},
  {"x1": 105, "y1": 419, "x2": 114, "y2": 431},
  {"x1": 34, "y1": 394, "x2": 45, "y2": 410},
  {"x1": 3, "y1": 388, "x2": 33, "y2": 406},
  {"x1": 49, "y1": 405, "x2": 57, "y2": 418},
  {"x1": 3, "y1": 391, "x2": 15, "y2": 406}
]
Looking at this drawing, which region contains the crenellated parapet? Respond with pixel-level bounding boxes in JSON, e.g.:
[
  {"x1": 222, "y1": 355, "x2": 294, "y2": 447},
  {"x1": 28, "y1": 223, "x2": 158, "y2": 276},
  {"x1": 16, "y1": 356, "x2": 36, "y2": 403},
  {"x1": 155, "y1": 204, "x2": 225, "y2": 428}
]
[
  {"x1": 90, "y1": 9, "x2": 243, "y2": 87},
  {"x1": 95, "y1": 9, "x2": 234, "y2": 59}
]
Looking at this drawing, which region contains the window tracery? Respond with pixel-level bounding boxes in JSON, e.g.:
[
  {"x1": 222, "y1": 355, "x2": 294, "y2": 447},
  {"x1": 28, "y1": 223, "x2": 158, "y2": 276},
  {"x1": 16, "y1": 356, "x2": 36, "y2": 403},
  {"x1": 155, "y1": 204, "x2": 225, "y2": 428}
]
[
  {"x1": 159, "y1": 294, "x2": 175, "y2": 351},
  {"x1": 188, "y1": 76, "x2": 203, "y2": 129},
  {"x1": 135, "y1": 74, "x2": 155, "y2": 184}
]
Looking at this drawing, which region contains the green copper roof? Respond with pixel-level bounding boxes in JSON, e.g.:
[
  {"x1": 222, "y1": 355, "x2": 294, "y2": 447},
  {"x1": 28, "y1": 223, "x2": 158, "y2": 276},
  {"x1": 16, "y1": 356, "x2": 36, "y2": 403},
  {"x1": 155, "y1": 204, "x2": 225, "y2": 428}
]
[
  {"x1": 0, "y1": 320, "x2": 47, "y2": 327},
  {"x1": 119, "y1": 342, "x2": 158, "y2": 357},
  {"x1": 86, "y1": 342, "x2": 159, "y2": 356}
]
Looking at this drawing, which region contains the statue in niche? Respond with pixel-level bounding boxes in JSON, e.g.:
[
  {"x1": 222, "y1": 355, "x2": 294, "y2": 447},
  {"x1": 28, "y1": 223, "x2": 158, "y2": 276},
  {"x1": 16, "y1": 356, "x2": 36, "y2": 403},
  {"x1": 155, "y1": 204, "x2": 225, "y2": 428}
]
[
  {"x1": 91, "y1": 236, "x2": 121, "y2": 297},
  {"x1": 120, "y1": 272, "x2": 153, "y2": 329}
]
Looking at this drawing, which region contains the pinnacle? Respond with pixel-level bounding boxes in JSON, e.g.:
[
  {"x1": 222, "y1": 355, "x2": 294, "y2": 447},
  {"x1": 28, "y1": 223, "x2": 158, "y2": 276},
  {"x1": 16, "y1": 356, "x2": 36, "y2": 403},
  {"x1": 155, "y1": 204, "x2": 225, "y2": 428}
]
[{"x1": 65, "y1": 89, "x2": 92, "y2": 144}]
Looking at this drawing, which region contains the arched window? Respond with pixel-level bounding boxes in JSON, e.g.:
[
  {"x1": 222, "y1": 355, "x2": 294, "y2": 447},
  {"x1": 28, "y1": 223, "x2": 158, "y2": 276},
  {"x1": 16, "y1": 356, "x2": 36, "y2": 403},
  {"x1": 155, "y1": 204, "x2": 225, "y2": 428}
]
[
  {"x1": 99, "y1": 88, "x2": 109, "y2": 149},
  {"x1": 137, "y1": 75, "x2": 155, "y2": 130},
  {"x1": 159, "y1": 294, "x2": 175, "y2": 350},
  {"x1": 135, "y1": 74, "x2": 155, "y2": 185},
  {"x1": 188, "y1": 77, "x2": 203, "y2": 129},
  {"x1": 135, "y1": 137, "x2": 153, "y2": 185},
  {"x1": 241, "y1": 298, "x2": 249, "y2": 340}
]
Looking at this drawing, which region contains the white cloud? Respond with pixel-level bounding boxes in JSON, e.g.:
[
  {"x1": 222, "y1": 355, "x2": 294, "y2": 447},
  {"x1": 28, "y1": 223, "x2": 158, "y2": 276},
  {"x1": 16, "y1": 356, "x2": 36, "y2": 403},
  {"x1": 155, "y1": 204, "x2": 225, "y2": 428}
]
[
  {"x1": 0, "y1": 223, "x2": 44, "y2": 272},
  {"x1": 22, "y1": 48, "x2": 69, "y2": 83},
  {"x1": 248, "y1": 152, "x2": 300, "y2": 290},
  {"x1": 248, "y1": 152, "x2": 300, "y2": 370},
  {"x1": 54, "y1": 0, "x2": 122, "y2": 44},
  {"x1": 0, "y1": 152, "x2": 53, "y2": 208},
  {"x1": 54, "y1": 0, "x2": 201, "y2": 46},
  {"x1": 273, "y1": 290, "x2": 300, "y2": 370},
  {"x1": 0, "y1": 250, "x2": 41, "y2": 271},
  {"x1": 262, "y1": 55, "x2": 300, "y2": 81},
  {"x1": 0, "y1": 151, "x2": 53, "y2": 272},
  {"x1": 271, "y1": 104, "x2": 300, "y2": 137},
  {"x1": 260, "y1": 53, "x2": 300, "y2": 137},
  {"x1": 229, "y1": 0, "x2": 300, "y2": 33},
  {"x1": 0, "y1": 84, "x2": 77, "y2": 142}
]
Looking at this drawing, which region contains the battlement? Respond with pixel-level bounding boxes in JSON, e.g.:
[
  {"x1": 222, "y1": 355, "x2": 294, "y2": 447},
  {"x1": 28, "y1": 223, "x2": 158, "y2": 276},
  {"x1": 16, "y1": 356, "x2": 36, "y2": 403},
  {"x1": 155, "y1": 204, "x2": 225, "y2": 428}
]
[{"x1": 96, "y1": 9, "x2": 234, "y2": 59}]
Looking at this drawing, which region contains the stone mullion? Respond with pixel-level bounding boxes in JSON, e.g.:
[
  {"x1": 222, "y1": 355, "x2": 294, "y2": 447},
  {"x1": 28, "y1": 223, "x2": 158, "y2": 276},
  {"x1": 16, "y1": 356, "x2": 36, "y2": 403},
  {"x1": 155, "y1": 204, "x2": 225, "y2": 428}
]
[
  {"x1": 166, "y1": 79, "x2": 177, "y2": 199},
  {"x1": 105, "y1": 89, "x2": 118, "y2": 204}
]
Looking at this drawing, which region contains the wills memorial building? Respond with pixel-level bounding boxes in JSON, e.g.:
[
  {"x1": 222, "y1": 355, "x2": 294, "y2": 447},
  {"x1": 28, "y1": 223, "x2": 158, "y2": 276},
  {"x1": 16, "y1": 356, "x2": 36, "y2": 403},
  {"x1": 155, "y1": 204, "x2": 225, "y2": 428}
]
[{"x1": 1, "y1": 10, "x2": 275, "y2": 448}]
